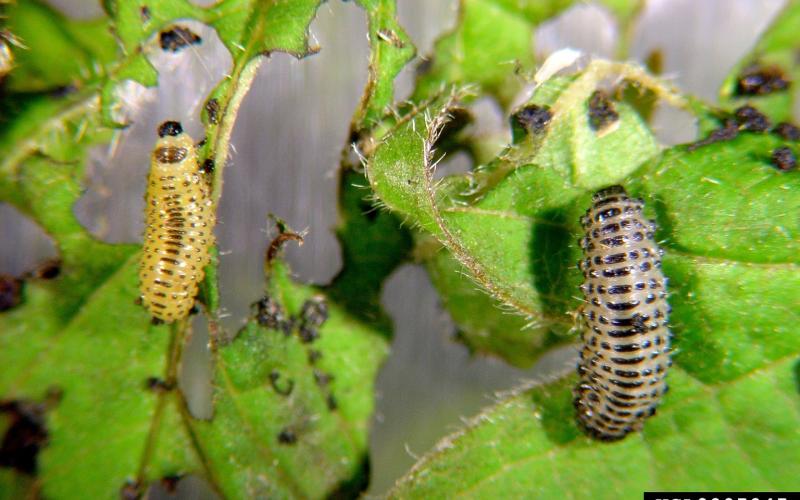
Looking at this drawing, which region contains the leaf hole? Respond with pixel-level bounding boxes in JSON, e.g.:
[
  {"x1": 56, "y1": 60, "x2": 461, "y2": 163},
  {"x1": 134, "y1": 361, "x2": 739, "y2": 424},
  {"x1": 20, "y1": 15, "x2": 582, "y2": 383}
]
[
  {"x1": 534, "y1": 3, "x2": 618, "y2": 61},
  {"x1": 0, "y1": 204, "x2": 58, "y2": 279},
  {"x1": 74, "y1": 20, "x2": 232, "y2": 244}
]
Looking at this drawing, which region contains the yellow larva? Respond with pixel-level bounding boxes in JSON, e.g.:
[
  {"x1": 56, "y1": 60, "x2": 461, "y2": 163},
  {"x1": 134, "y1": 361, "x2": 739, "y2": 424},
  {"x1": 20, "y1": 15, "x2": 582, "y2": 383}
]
[{"x1": 139, "y1": 121, "x2": 214, "y2": 322}]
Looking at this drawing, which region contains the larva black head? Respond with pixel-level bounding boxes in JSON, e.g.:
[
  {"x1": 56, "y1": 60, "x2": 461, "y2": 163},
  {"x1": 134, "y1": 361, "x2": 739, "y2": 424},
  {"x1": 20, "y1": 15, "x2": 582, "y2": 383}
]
[
  {"x1": 157, "y1": 121, "x2": 183, "y2": 138},
  {"x1": 593, "y1": 185, "x2": 627, "y2": 202}
]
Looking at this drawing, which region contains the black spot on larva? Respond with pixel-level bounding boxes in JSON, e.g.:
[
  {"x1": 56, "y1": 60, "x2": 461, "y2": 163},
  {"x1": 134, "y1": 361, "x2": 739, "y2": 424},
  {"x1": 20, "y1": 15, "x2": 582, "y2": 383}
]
[
  {"x1": 770, "y1": 146, "x2": 797, "y2": 172},
  {"x1": 157, "y1": 120, "x2": 183, "y2": 138},
  {"x1": 205, "y1": 98, "x2": 219, "y2": 125},
  {"x1": 145, "y1": 377, "x2": 175, "y2": 393},
  {"x1": 269, "y1": 370, "x2": 294, "y2": 396},
  {"x1": 773, "y1": 122, "x2": 800, "y2": 141},
  {"x1": 734, "y1": 105, "x2": 771, "y2": 132},
  {"x1": 0, "y1": 274, "x2": 23, "y2": 311},
  {"x1": 277, "y1": 428, "x2": 297, "y2": 445},
  {"x1": 140, "y1": 6, "x2": 150, "y2": 22},
  {"x1": 155, "y1": 146, "x2": 188, "y2": 164},
  {"x1": 159, "y1": 25, "x2": 202, "y2": 53},
  {"x1": 687, "y1": 119, "x2": 739, "y2": 151},
  {"x1": 575, "y1": 185, "x2": 670, "y2": 440},
  {"x1": 511, "y1": 104, "x2": 552, "y2": 140},
  {"x1": 151, "y1": 317, "x2": 165, "y2": 326},
  {"x1": 200, "y1": 158, "x2": 215, "y2": 175},
  {"x1": 735, "y1": 64, "x2": 791, "y2": 96},
  {"x1": 0, "y1": 399, "x2": 49, "y2": 474},
  {"x1": 587, "y1": 90, "x2": 619, "y2": 131},
  {"x1": 120, "y1": 480, "x2": 142, "y2": 500}
]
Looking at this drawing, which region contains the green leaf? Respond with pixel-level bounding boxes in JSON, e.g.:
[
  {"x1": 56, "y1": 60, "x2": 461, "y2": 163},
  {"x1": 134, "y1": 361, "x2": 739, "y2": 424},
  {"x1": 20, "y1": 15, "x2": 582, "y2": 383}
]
[
  {"x1": 421, "y1": 236, "x2": 561, "y2": 367},
  {"x1": 412, "y1": 0, "x2": 573, "y2": 107},
  {"x1": 719, "y1": 1, "x2": 800, "y2": 122},
  {"x1": 0, "y1": 76, "x2": 198, "y2": 497},
  {"x1": 350, "y1": 0, "x2": 415, "y2": 132},
  {"x1": 0, "y1": 256, "x2": 201, "y2": 498},
  {"x1": 410, "y1": 0, "x2": 649, "y2": 107},
  {"x1": 390, "y1": 358, "x2": 800, "y2": 498},
  {"x1": 389, "y1": 127, "x2": 800, "y2": 498},
  {"x1": 187, "y1": 260, "x2": 389, "y2": 498},
  {"x1": 369, "y1": 60, "x2": 688, "y2": 365},
  {"x1": 0, "y1": 0, "x2": 396, "y2": 496},
  {"x1": 3, "y1": 0, "x2": 116, "y2": 92},
  {"x1": 325, "y1": 171, "x2": 412, "y2": 329}
]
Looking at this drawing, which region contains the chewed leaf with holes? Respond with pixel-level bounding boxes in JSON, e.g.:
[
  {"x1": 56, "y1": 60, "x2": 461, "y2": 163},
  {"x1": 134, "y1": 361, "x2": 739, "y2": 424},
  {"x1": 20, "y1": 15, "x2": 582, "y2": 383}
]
[
  {"x1": 0, "y1": 0, "x2": 395, "y2": 496},
  {"x1": 389, "y1": 131, "x2": 800, "y2": 497},
  {"x1": 0, "y1": 87, "x2": 198, "y2": 496},
  {"x1": 411, "y1": 0, "x2": 646, "y2": 107},
  {"x1": 187, "y1": 261, "x2": 389, "y2": 499},
  {"x1": 411, "y1": 0, "x2": 572, "y2": 107},
  {"x1": 3, "y1": 0, "x2": 117, "y2": 92},
  {"x1": 370, "y1": 59, "x2": 688, "y2": 366},
  {"x1": 719, "y1": 2, "x2": 800, "y2": 123},
  {"x1": 350, "y1": 0, "x2": 415, "y2": 131}
]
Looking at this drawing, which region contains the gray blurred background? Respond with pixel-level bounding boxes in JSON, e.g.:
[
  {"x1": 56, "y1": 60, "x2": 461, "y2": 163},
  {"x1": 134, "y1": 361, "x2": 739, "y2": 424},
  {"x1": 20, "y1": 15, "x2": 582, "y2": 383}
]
[{"x1": 0, "y1": 0, "x2": 788, "y2": 495}]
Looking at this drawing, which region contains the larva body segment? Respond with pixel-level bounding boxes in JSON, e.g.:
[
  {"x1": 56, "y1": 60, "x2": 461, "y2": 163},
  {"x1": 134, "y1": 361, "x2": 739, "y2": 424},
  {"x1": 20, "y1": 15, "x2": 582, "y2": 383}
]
[
  {"x1": 139, "y1": 121, "x2": 214, "y2": 322},
  {"x1": 575, "y1": 185, "x2": 671, "y2": 440}
]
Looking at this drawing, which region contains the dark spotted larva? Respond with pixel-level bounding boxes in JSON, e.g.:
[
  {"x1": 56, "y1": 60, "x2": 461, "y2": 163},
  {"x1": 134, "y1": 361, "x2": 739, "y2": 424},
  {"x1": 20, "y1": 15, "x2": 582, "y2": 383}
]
[
  {"x1": 574, "y1": 185, "x2": 671, "y2": 440},
  {"x1": 139, "y1": 121, "x2": 214, "y2": 322}
]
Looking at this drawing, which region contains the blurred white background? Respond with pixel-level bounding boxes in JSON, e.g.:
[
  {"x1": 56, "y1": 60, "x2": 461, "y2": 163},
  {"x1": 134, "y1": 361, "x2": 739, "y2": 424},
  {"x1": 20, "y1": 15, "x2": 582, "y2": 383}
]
[{"x1": 0, "y1": 0, "x2": 789, "y2": 495}]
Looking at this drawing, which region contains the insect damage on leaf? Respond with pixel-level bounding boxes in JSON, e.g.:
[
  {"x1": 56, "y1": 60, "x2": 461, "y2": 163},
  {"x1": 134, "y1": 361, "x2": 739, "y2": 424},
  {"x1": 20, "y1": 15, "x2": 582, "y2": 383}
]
[
  {"x1": 735, "y1": 63, "x2": 791, "y2": 96},
  {"x1": 688, "y1": 104, "x2": 776, "y2": 151},
  {"x1": 298, "y1": 297, "x2": 329, "y2": 343},
  {"x1": 587, "y1": 90, "x2": 619, "y2": 132},
  {"x1": 204, "y1": 98, "x2": 220, "y2": 125},
  {"x1": 269, "y1": 370, "x2": 295, "y2": 397},
  {"x1": 0, "y1": 388, "x2": 61, "y2": 475},
  {"x1": 159, "y1": 25, "x2": 202, "y2": 53},
  {"x1": 734, "y1": 104, "x2": 771, "y2": 132},
  {"x1": 0, "y1": 275, "x2": 23, "y2": 312},
  {"x1": 510, "y1": 104, "x2": 552, "y2": 141},
  {"x1": 773, "y1": 122, "x2": 800, "y2": 141},
  {"x1": 277, "y1": 428, "x2": 297, "y2": 445},
  {"x1": 770, "y1": 146, "x2": 797, "y2": 171},
  {"x1": 29, "y1": 259, "x2": 61, "y2": 280},
  {"x1": 253, "y1": 295, "x2": 292, "y2": 334},
  {"x1": 120, "y1": 480, "x2": 142, "y2": 500},
  {"x1": 145, "y1": 377, "x2": 175, "y2": 393}
]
